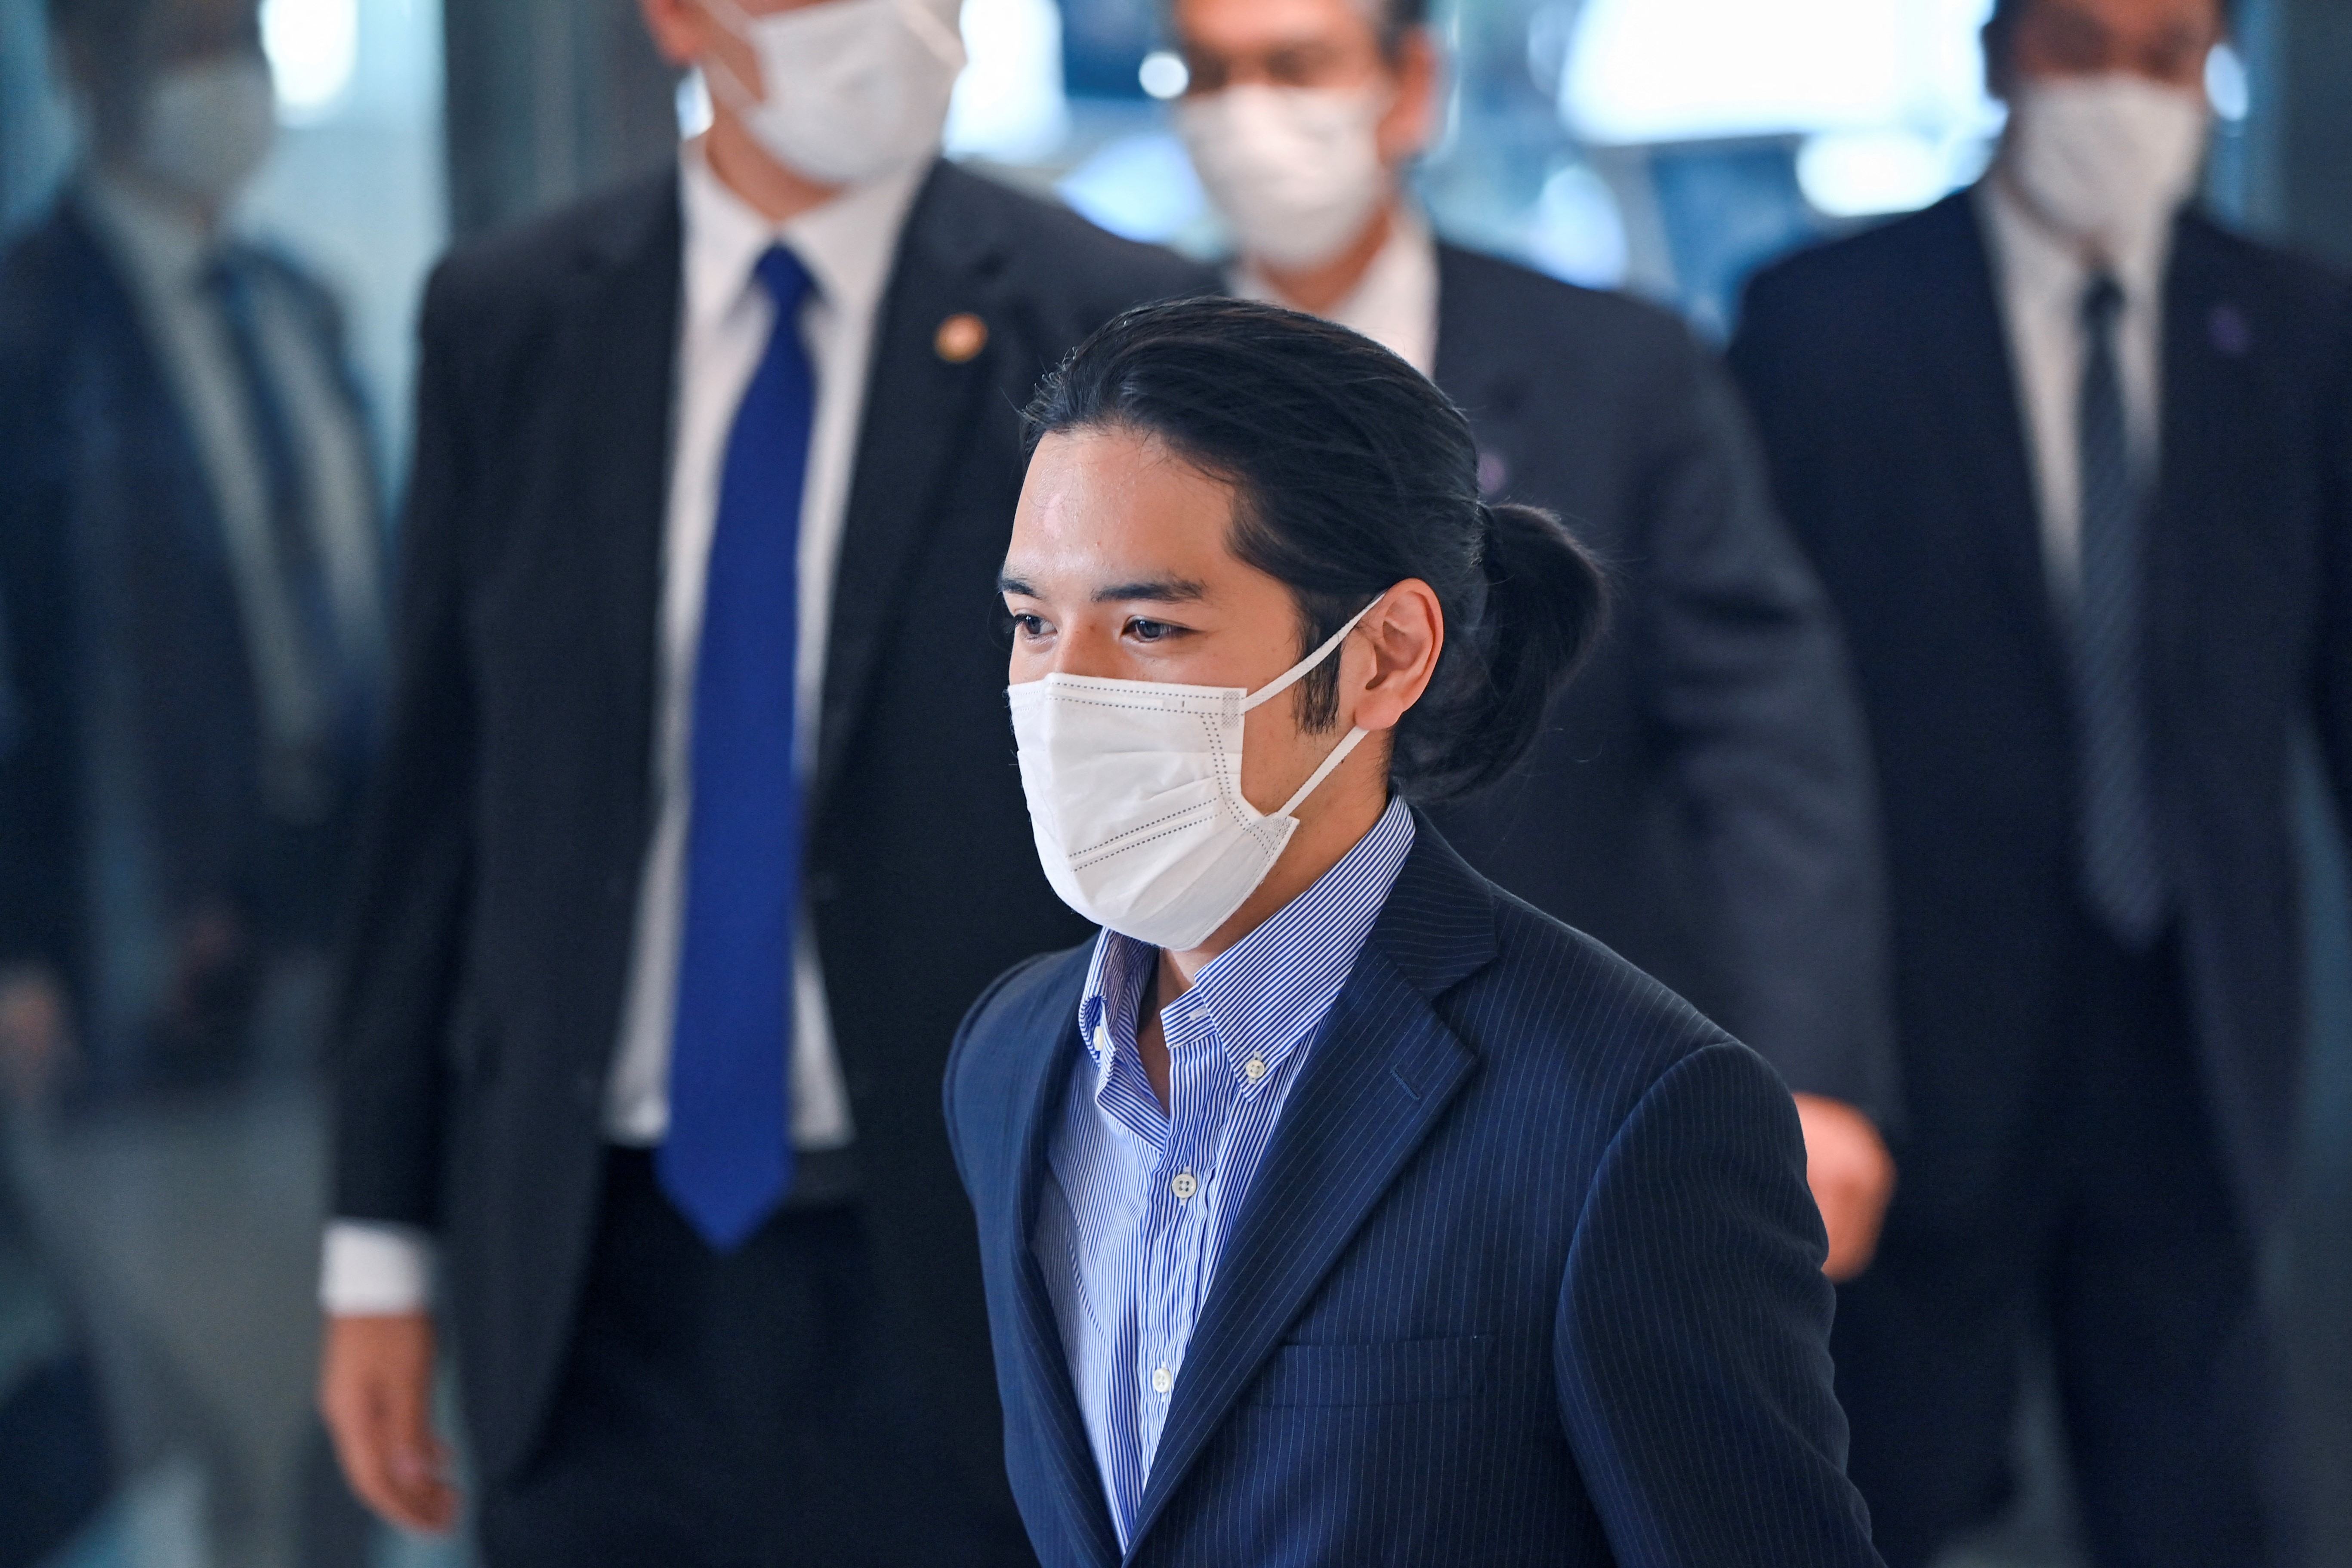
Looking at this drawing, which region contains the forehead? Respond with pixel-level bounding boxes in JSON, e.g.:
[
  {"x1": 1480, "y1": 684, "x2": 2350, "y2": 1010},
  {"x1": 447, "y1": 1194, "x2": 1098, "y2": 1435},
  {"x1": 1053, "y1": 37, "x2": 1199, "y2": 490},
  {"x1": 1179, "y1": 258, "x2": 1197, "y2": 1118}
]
[
  {"x1": 2012, "y1": 0, "x2": 2223, "y2": 35},
  {"x1": 1011, "y1": 427, "x2": 1241, "y2": 580},
  {"x1": 1174, "y1": 0, "x2": 1383, "y2": 48}
]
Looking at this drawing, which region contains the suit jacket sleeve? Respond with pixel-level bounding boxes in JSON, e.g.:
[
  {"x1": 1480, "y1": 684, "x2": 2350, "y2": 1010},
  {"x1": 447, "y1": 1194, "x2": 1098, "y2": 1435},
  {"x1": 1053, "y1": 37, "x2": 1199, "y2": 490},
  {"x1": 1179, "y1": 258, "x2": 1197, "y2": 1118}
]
[
  {"x1": 328, "y1": 260, "x2": 477, "y2": 1227},
  {"x1": 1555, "y1": 1042, "x2": 1879, "y2": 1566},
  {"x1": 2318, "y1": 303, "x2": 2352, "y2": 836},
  {"x1": 0, "y1": 259, "x2": 75, "y2": 982},
  {"x1": 1636, "y1": 341, "x2": 1898, "y2": 1124}
]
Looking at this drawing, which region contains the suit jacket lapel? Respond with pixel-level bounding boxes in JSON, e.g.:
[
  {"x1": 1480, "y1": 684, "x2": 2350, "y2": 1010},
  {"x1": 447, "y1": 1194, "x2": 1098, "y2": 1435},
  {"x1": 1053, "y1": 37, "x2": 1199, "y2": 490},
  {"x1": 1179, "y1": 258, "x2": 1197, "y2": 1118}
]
[
  {"x1": 2147, "y1": 215, "x2": 2254, "y2": 696},
  {"x1": 1002, "y1": 985, "x2": 1126, "y2": 1568},
  {"x1": 1124, "y1": 825, "x2": 1496, "y2": 1555},
  {"x1": 1431, "y1": 245, "x2": 1529, "y2": 483},
  {"x1": 810, "y1": 161, "x2": 1007, "y2": 822},
  {"x1": 1934, "y1": 192, "x2": 2071, "y2": 693},
  {"x1": 564, "y1": 176, "x2": 681, "y2": 821}
]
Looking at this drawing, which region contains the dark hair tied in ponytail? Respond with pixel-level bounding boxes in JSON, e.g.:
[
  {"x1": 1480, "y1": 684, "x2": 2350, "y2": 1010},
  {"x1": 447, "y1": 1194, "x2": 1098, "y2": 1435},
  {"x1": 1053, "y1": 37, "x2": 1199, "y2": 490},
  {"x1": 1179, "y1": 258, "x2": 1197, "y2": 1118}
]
[{"x1": 1024, "y1": 296, "x2": 1610, "y2": 803}]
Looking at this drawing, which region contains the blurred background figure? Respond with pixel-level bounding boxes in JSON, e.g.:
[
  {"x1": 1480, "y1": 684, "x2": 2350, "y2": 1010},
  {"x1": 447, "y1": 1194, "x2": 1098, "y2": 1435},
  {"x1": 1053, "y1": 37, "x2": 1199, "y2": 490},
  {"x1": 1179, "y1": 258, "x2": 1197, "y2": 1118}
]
[
  {"x1": 0, "y1": 0, "x2": 392, "y2": 1562},
  {"x1": 1164, "y1": 0, "x2": 1901, "y2": 1280},
  {"x1": 1730, "y1": 0, "x2": 2350, "y2": 1564}
]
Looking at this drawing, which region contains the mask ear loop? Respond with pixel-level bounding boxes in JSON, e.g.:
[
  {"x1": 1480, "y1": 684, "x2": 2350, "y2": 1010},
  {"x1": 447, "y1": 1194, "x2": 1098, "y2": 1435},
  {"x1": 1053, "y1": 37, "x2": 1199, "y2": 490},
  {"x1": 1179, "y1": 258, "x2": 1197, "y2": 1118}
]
[
  {"x1": 1238, "y1": 596, "x2": 1382, "y2": 713},
  {"x1": 1238, "y1": 594, "x2": 1385, "y2": 821},
  {"x1": 696, "y1": 0, "x2": 765, "y2": 117}
]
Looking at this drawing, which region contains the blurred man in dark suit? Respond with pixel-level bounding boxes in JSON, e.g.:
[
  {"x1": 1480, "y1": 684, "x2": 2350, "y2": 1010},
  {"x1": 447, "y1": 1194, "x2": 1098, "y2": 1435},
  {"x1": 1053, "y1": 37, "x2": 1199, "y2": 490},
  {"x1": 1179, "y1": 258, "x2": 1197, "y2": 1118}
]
[
  {"x1": 1167, "y1": 0, "x2": 1899, "y2": 1277},
  {"x1": 0, "y1": 0, "x2": 384, "y2": 1104},
  {"x1": 0, "y1": 0, "x2": 384, "y2": 1559},
  {"x1": 314, "y1": 1, "x2": 1209, "y2": 1562},
  {"x1": 1731, "y1": 0, "x2": 2352, "y2": 1562}
]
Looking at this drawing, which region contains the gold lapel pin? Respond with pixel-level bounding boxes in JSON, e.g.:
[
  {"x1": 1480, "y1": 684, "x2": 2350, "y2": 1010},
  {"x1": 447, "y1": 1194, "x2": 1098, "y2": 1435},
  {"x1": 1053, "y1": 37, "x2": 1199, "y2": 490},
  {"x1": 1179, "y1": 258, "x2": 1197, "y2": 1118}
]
[{"x1": 935, "y1": 312, "x2": 988, "y2": 364}]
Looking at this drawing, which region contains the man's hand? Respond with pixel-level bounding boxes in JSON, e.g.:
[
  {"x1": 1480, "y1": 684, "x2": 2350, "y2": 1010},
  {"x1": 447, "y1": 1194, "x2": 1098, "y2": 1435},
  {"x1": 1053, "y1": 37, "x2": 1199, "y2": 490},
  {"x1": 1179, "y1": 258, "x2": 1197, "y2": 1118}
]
[
  {"x1": 319, "y1": 1312, "x2": 460, "y2": 1534},
  {"x1": 0, "y1": 965, "x2": 72, "y2": 1104},
  {"x1": 1791, "y1": 1093, "x2": 1896, "y2": 1281}
]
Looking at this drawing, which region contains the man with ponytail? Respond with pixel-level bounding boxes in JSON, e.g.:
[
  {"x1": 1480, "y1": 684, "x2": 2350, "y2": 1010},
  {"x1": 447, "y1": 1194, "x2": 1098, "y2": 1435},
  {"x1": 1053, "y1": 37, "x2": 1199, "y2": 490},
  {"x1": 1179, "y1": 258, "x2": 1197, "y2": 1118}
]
[{"x1": 947, "y1": 297, "x2": 1884, "y2": 1567}]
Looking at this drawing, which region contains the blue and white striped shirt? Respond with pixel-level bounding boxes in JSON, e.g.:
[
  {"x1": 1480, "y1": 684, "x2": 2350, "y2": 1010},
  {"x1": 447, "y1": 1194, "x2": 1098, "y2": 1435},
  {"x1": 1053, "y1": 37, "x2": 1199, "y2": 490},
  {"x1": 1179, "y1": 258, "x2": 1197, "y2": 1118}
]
[{"x1": 1033, "y1": 796, "x2": 1416, "y2": 1545}]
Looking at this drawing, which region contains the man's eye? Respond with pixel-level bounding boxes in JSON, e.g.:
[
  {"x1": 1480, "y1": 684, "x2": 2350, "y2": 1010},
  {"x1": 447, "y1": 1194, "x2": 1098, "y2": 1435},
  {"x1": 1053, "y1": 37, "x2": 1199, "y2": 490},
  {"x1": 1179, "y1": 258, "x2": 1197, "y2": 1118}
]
[
  {"x1": 1009, "y1": 613, "x2": 1048, "y2": 639},
  {"x1": 1127, "y1": 618, "x2": 1176, "y2": 643}
]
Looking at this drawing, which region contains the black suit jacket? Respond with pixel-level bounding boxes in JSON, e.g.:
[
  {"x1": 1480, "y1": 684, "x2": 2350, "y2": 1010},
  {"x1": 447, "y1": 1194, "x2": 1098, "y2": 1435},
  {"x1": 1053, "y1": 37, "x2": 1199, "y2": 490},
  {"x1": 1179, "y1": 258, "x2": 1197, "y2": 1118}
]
[
  {"x1": 0, "y1": 197, "x2": 376, "y2": 1013},
  {"x1": 1427, "y1": 245, "x2": 1896, "y2": 1121},
  {"x1": 1729, "y1": 193, "x2": 2352, "y2": 1232},
  {"x1": 328, "y1": 161, "x2": 1211, "y2": 1506},
  {"x1": 947, "y1": 821, "x2": 1881, "y2": 1568}
]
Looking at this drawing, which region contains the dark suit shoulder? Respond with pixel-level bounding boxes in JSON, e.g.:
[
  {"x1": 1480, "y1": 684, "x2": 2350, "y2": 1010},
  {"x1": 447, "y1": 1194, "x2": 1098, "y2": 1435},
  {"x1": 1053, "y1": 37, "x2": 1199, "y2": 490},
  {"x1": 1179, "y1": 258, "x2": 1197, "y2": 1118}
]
[
  {"x1": 423, "y1": 170, "x2": 676, "y2": 327},
  {"x1": 1476, "y1": 886, "x2": 1738, "y2": 1090},
  {"x1": 0, "y1": 203, "x2": 102, "y2": 364},
  {"x1": 924, "y1": 161, "x2": 1216, "y2": 315},
  {"x1": 1438, "y1": 241, "x2": 1700, "y2": 372},
  {"x1": 1744, "y1": 193, "x2": 1972, "y2": 310}
]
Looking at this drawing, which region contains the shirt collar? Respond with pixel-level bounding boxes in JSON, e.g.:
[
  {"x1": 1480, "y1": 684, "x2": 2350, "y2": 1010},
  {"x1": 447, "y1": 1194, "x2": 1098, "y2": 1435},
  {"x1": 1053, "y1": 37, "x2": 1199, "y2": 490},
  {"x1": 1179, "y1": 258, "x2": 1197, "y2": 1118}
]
[
  {"x1": 678, "y1": 137, "x2": 929, "y2": 331},
  {"x1": 1231, "y1": 203, "x2": 1439, "y2": 377},
  {"x1": 1976, "y1": 173, "x2": 2172, "y2": 322},
  {"x1": 79, "y1": 170, "x2": 222, "y2": 298},
  {"x1": 1077, "y1": 795, "x2": 1417, "y2": 1097}
]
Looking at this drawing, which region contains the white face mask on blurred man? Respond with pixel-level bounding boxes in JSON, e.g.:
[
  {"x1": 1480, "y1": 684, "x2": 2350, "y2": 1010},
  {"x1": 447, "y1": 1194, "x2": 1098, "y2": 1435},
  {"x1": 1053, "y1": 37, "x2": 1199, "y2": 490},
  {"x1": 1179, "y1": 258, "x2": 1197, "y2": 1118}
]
[
  {"x1": 135, "y1": 52, "x2": 276, "y2": 209},
  {"x1": 1176, "y1": 83, "x2": 1391, "y2": 272},
  {"x1": 2002, "y1": 72, "x2": 2208, "y2": 257},
  {"x1": 700, "y1": 0, "x2": 965, "y2": 185}
]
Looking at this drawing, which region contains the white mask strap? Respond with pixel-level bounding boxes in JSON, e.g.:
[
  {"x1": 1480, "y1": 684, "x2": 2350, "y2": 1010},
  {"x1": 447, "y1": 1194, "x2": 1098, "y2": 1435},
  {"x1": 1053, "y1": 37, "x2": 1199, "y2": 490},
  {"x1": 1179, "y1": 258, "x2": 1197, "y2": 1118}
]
[
  {"x1": 1239, "y1": 596, "x2": 1380, "y2": 713},
  {"x1": 1275, "y1": 725, "x2": 1370, "y2": 819}
]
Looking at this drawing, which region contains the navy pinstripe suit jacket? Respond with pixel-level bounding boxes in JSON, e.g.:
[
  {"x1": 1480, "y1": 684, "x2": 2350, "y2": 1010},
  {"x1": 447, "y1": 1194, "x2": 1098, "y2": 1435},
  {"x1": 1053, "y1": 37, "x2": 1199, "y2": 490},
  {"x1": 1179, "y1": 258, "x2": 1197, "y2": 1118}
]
[{"x1": 945, "y1": 818, "x2": 1883, "y2": 1567}]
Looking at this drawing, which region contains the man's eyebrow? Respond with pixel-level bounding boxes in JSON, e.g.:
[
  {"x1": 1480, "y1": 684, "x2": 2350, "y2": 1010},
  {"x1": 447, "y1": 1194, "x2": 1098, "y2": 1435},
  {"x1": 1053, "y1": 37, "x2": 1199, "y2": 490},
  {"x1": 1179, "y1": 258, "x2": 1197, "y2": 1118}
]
[
  {"x1": 1093, "y1": 577, "x2": 1207, "y2": 605},
  {"x1": 997, "y1": 572, "x2": 1037, "y2": 597}
]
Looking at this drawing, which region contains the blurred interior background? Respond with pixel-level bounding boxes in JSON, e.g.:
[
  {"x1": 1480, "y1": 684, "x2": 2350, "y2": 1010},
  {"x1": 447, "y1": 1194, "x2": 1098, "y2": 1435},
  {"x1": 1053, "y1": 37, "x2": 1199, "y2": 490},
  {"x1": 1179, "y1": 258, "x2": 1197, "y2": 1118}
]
[{"x1": 0, "y1": 1, "x2": 2345, "y2": 1565}]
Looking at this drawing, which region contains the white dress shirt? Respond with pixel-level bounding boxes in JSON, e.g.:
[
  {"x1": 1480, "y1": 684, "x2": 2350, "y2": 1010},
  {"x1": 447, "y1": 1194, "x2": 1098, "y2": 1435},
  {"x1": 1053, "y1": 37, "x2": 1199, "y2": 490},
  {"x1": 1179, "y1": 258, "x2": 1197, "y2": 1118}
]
[
  {"x1": 1976, "y1": 176, "x2": 2170, "y2": 604},
  {"x1": 321, "y1": 144, "x2": 927, "y2": 1314},
  {"x1": 1231, "y1": 201, "x2": 1439, "y2": 378}
]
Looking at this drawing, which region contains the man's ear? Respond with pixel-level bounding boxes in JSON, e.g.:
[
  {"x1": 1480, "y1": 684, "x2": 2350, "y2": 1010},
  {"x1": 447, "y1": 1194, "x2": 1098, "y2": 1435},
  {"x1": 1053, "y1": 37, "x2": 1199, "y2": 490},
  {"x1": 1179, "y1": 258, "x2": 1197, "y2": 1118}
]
[
  {"x1": 1349, "y1": 579, "x2": 1444, "y2": 736},
  {"x1": 1377, "y1": 28, "x2": 1443, "y2": 167},
  {"x1": 639, "y1": 0, "x2": 709, "y2": 69}
]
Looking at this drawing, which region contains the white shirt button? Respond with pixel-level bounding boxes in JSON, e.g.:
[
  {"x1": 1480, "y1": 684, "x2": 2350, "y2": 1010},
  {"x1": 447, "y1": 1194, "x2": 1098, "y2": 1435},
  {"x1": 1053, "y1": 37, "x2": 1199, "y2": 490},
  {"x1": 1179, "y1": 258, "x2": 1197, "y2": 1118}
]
[
  {"x1": 1244, "y1": 1056, "x2": 1266, "y2": 1082},
  {"x1": 1170, "y1": 1171, "x2": 1198, "y2": 1201},
  {"x1": 1152, "y1": 1366, "x2": 1173, "y2": 1395}
]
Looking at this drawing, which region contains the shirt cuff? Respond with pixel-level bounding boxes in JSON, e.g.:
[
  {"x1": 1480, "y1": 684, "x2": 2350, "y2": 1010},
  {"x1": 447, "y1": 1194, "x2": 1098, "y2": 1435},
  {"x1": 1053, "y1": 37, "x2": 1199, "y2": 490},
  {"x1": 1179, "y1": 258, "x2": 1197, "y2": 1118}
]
[{"x1": 320, "y1": 1220, "x2": 437, "y2": 1315}]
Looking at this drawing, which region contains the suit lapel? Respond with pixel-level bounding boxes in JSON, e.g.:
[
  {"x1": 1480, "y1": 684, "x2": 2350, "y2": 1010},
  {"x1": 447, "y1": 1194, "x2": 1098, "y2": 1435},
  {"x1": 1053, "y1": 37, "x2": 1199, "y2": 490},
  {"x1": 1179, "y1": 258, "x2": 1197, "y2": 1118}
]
[
  {"x1": 1932, "y1": 192, "x2": 2071, "y2": 693},
  {"x1": 1430, "y1": 246, "x2": 1529, "y2": 488},
  {"x1": 1124, "y1": 826, "x2": 1495, "y2": 1555},
  {"x1": 562, "y1": 177, "x2": 681, "y2": 819},
  {"x1": 1003, "y1": 983, "x2": 1126, "y2": 1568},
  {"x1": 810, "y1": 161, "x2": 1008, "y2": 822},
  {"x1": 2146, "y1": 214, "x2": 2259, "y2": 761}
]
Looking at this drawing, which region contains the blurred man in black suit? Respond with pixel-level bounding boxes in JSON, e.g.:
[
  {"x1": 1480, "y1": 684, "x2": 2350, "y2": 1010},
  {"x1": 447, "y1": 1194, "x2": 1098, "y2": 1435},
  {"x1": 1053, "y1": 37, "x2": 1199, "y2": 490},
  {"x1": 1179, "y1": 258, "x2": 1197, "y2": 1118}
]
[
  {"x1": 1, "y1": 0, "x2": 383, "y2": 1559},
  {"x1": 313, "y1": 1, "x2": 1208, "y2": 1563},
  {"x1": 1168, "y1": 0, "x2": 1899, "y2": 1276},
  {"x1": 1731, "y1": 0, "x2": 2352, "y2": 1561}
]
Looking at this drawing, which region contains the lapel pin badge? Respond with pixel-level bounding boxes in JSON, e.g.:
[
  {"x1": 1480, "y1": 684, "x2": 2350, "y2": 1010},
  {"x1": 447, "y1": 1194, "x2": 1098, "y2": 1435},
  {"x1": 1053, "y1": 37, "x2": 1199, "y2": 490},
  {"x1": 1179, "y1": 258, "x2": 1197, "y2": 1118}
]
[
  {"x1": 2207, "y1": 302, "x2": 2252, "y2": 357},
  {"x1": 935, "y1": 312, "x2": 988, "y2": 364}
]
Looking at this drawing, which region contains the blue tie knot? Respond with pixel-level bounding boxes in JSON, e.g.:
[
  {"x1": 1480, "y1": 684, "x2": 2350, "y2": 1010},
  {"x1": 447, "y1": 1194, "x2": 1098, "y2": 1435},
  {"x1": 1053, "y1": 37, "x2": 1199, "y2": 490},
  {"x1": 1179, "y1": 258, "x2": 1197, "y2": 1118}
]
[{"x1": 757, "y1": 244, "x2": 815, "y2": 315}]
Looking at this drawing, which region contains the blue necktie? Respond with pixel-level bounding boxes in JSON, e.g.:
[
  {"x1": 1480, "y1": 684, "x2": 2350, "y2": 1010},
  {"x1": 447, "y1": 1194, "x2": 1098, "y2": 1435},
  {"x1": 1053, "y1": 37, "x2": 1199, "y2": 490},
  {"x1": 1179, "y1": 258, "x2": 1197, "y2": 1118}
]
[
  {"x1": 660, "y1": 246, "x2": 816, "y2": 1250},
  {"x1": 2074, "y1": 273, "x2": 2168, "y2": 948}
]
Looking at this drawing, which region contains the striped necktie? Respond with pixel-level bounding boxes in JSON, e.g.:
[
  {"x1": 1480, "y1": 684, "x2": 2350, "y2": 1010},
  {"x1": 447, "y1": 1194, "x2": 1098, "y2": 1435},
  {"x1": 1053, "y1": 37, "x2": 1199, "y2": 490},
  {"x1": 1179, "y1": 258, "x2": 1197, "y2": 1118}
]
[
  {"x1": 2073, "y1": 272, "x2": 2167, "y2": 948},
  {"x1": 660, "y1": 245, "x2": 816, "y2": 1250}
]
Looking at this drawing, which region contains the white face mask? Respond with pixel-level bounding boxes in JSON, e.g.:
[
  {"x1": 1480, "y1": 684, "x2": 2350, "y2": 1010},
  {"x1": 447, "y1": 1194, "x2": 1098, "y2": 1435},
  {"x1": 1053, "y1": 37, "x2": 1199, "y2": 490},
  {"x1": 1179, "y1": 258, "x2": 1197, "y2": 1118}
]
[
  {"x1": 1176, "y1": 84, "x2": 1391, "y2": 272},
  {"x1": 2002, "y1": 74, "x2": 2208, "y2": 258},
  {"x1": 701, "y1": 0, "x2": 965, "y2": 186},
  {"x1": 135, "y1": 54, "x2": 276, "y2": 209},
  {"x1": 1009, "y1": 601, "x2": 1378, "y2": 952}
]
